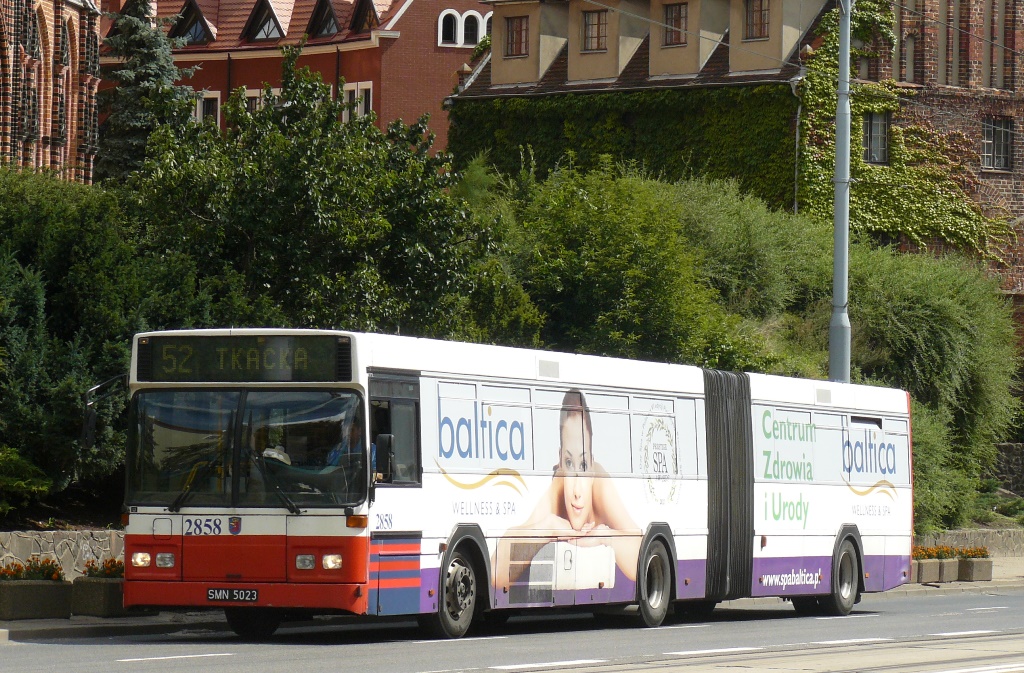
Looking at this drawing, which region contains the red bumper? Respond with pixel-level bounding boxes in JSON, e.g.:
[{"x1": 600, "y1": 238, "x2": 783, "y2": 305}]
[{"x1": 124, "y1": 581, "x2": 370, "y2": 614}]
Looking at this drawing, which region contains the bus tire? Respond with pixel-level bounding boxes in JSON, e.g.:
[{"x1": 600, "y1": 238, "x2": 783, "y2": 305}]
[
  {"x1": 638, "y1": 539, "x2": 672, "y2": 627},
  {"x1": 422, "y1": 549, "x2": 478, "y2": 638},
  {"x1": 821, "y1": 539, "x2": 859, "y2": 616},
  {"x1": 224, "y1": 607, "x2": 281, "y2": 640}
]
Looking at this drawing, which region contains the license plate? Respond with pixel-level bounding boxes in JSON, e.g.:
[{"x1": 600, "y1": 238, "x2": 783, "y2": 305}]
[{"x1": 207, "y1": 588, "x2": 259, "y2": 602}]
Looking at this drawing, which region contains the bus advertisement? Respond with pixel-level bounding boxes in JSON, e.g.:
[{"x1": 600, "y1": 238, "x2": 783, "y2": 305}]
[{"x1": 119, "y1": 329, "x2": 912, "y2": 639}]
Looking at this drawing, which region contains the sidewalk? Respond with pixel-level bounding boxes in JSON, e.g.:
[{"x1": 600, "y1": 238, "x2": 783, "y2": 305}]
[{"x1": 3, "y1": 559, "x2": 1023, "y2": 643}]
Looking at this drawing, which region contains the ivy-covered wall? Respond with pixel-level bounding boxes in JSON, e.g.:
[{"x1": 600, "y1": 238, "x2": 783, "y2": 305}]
[
  {"x1": 449, "y1": 0, "x2": 1007, "y2": 254},
  {"x1": 449, "y1": 85, "x2": 800, "y2": 210}
]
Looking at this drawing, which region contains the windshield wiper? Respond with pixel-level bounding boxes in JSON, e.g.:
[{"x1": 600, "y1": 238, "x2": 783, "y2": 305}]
[
  {"x1": 243, "y1": 415, "x2": 301, "y2": 515},
  {"x1": 250, "y1": 452, "x2": 301, "y2": 515},
  {"x1": 168, "y1": 458, "x2": 221, "y2": 512}
]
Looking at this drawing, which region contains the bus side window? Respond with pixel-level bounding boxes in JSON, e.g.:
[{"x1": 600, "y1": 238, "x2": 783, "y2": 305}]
[{"x1": 371, "y1": 397, "x2": 421, "y2": 484}]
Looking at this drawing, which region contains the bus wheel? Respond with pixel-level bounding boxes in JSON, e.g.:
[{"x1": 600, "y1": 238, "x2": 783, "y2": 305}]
[
  {"x1": 821, "y1": 539, "x2": 859, "y2": 616},
  {"x1": 638, "y1": 539, "x2": 672, "y2": 627},
  {"x1": 423, "y1": 549, "x2": 477, "y2": 638},
  {"x1": 224, "y1": 607, "x2": 281, "y2": 640}
]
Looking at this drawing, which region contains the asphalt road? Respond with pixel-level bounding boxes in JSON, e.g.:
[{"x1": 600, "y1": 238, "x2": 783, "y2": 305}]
[{"x1": 4, "y1": 589, "x2": 1024, "y2": 673}]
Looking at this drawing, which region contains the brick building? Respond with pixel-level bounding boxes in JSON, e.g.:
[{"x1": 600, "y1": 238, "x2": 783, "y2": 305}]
[
  {"x1": 453, "y1": 0, "x2": 1024, "y2": 304},
  {"x1": 100, "y1": 0, "x2": 492, "y2": 150},
  {"x1": 2, "y1": 0, "x2": 102, "y2": 182}
]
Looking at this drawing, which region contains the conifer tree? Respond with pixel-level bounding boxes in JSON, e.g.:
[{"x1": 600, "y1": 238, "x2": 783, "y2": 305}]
[{"x1": 95, "y1": 0, "x2": 197, "y2": 182}]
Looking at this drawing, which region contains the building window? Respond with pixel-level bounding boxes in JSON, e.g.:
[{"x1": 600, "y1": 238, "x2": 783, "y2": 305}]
[
  {"x1": 247, "y1": 2, "x2": 283, "y2": 41},
  {"x1": 486, "y1": 16, "x2": 492, "y2": 35},
  {"x1": 862, "y1": 112, "x2": 890, "y2": 164},
  {"x1": 904, "y1": 35, "x2": 915, "y2": 83},
  {"x1": 982, "y1": 118, "x2": 1012, "y2": 170},
  {"x1": 440, "y1": 13, "x2": 458, "y2": 44},
  {"x1": 170, "y1": 3, "x2": 211, "y2": 45},
  {"x1": 744, "y1": 0, "x2": 769, "y2": 39},
  {"x1": 582, "y1": 10, "x2": 608, "y2": 52},
  {"x1": 663, "y1": 3, "x2": 687, "y2": 46},
  {"x1": 196, "y1": 95, "x2": 219, "y2": 124},
  {"x1": 505, "y1": 16, "x2": 528, "y2": 57},
  {"x1": 343, "y1": 82, "x2": 372, "y2": 122},
  {"x1": 308, "y1": 0, "x2": 339, "y2": 37},
  {"x1": 464, "y1": 15, "x2": 479, "y2": 44}
]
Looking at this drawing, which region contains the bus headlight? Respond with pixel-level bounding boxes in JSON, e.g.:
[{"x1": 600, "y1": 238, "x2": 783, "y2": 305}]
[
  {"x1": 322, "y1": 554, "x2": 343, "y2": 570},
  {"x1": 296, "y1": 554, "x2": 315, "y2": 570},
  {"x1": 155, "y1": 553, "x2": 176, "y2": 568},
  {"x1": 131, "y1": 552, "x2": 151, "y2": 567}
]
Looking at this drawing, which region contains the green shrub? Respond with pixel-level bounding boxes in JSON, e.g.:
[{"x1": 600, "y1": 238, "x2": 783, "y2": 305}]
[
  {"x1": 907, "y1": 401, "x2": 974, "y2": 533},
  {"x1": 0, "y1": 445, "x2": 51, "y2": 518}
]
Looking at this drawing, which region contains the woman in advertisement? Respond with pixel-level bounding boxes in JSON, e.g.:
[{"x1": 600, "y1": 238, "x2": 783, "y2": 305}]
[{"x1": 492, "y1": 389, "x2": 641, "y2": 593}]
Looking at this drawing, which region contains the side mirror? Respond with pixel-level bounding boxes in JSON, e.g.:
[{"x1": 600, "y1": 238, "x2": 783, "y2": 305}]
[{"x1": 374, "y1": 434, "x2": 394, "y2": 483}]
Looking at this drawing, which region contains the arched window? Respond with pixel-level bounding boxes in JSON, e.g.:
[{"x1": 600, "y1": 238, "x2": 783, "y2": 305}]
[
  {"x1": 463, "y1": 15, "x2": 479, "y2": 44},
  {"x1": 486, "y1": 15, "x2": 492, "y2": 35},
  {"x1": 440, "y1": 13, "x2": 458, "y2": 44}
]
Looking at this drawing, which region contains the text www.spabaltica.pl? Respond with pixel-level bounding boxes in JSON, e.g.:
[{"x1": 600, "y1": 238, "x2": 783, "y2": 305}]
[{"x1": 761, "y1": 568, "x2": 822, "y2": 589}]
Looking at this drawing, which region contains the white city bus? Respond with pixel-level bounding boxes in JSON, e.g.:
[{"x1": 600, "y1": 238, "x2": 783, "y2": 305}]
[{"x1": 121, "y1": 329, "x2": 912, "y2": 639}]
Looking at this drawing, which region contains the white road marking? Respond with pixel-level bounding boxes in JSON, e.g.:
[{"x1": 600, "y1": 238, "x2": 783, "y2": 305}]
[
  {"x1": 491, "y1": 660, "x2": 606, "y2": 670},
  {"x1": 924, "y1": 663, "x2": 1024, "y2": 673},
  {"x1": 815, "y1": 613, "x2": 880, "y2": 620},
  {"x1": 657, "y1": 624, "x2": 710, "y2": 630},
  {"x1": 118, "y1": 653, "x2": 234, "y2": 663},
  {"x1": 929, "y1": 630, "x2": 999, "y2": 637},
  {"x1": 967, "y1": 607, "x2": 1009, "y2": 611},
  {"x1": 665, "y1": 647, "x2": 762, "y2": 656},
  {"x1": 412, "y1": 636, "x2": 508, "y2": 644},
  {"x1": 811, "y1": 638, "x2": 891, "y2": 645}
]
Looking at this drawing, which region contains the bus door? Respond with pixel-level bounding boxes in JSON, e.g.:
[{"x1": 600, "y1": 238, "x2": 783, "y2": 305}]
[{"x1": 368, "y1": 375, "x2": 424, "y2": 615}]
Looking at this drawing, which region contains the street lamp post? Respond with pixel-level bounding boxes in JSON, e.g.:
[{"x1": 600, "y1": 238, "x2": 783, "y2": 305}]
[{"x1": 829, "y1": 0, "x2": 853, "y2": 383}]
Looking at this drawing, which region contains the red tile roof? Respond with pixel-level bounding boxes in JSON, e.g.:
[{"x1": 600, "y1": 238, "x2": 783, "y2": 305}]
[{"x1": 157, "y1": 0, "x2": 400, "y2": 48}]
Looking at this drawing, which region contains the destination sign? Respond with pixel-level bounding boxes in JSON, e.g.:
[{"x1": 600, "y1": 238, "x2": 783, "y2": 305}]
[{"x1": 138, "y1": 335, "x2": 344, "y2": 383}]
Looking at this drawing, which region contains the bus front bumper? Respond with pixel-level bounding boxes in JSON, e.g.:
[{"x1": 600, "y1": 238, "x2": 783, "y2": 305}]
[{"x1": 124, "y1": 581, "x2": 371, "y2": 614}]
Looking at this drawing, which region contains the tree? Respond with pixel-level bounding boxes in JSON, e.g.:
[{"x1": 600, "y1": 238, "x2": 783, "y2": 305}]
[
  {"x1": 95, "y1": 0, "x2": 197, "y2": 182},
  {"x1": 0, "y1": 169, "x2": 139, "y2": 491},
  {"x1": 123, "y1": 46, "x2": 483, "y2": 337},
  {"x1": 470, "y1": 159, "x2": 773, "y2": 370}
]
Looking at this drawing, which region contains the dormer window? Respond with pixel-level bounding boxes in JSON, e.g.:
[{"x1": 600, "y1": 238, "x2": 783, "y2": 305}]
[
  {"x1": 744, "y1": 0, "x2": 769, "y2": 39},
  {"x1": 308, "y1": 0, "x2": 339, "y2": 37},
  {"x1": 246, "y1": 1, "x2": 283, "y2": 41},
  {"x1": 351, "y1": 0, "x2": 378, "y2": 33},
  {"x1": 170, "y1": 3, "x2": 211, "y2": 45}
]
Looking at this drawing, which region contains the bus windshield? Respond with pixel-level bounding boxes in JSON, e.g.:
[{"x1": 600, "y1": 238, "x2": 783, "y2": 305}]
[{"x1": 126, "y1": 389, "x2": 366, "y2": 509}]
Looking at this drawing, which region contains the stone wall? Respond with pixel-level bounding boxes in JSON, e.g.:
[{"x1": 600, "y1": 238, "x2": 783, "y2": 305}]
[
  {"x1": 0, "y1": 531, "x2": 123, "y2": 580},
  {"x1": 994, "y1": 443, "x2": 1024, "y2": 496},
  {"x1": 915, "y1": 529, "x2": 1024, "y2": 557}
]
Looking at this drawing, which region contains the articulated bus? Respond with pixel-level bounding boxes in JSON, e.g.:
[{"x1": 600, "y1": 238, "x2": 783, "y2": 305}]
[{"x1": 122, "y1": 329, "x2": 912, "y2": 639}]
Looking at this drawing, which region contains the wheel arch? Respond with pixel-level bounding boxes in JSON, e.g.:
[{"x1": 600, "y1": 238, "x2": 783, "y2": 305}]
[
  {"x1": 832, "y1": 524, "x2": 864, "y2": 594},
  {"x1": 638, "y1": 523, "x2": 678, "y2": 601},
  {"x1": 443, "y1": 524, "x2": 492, "y2": 610}
]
